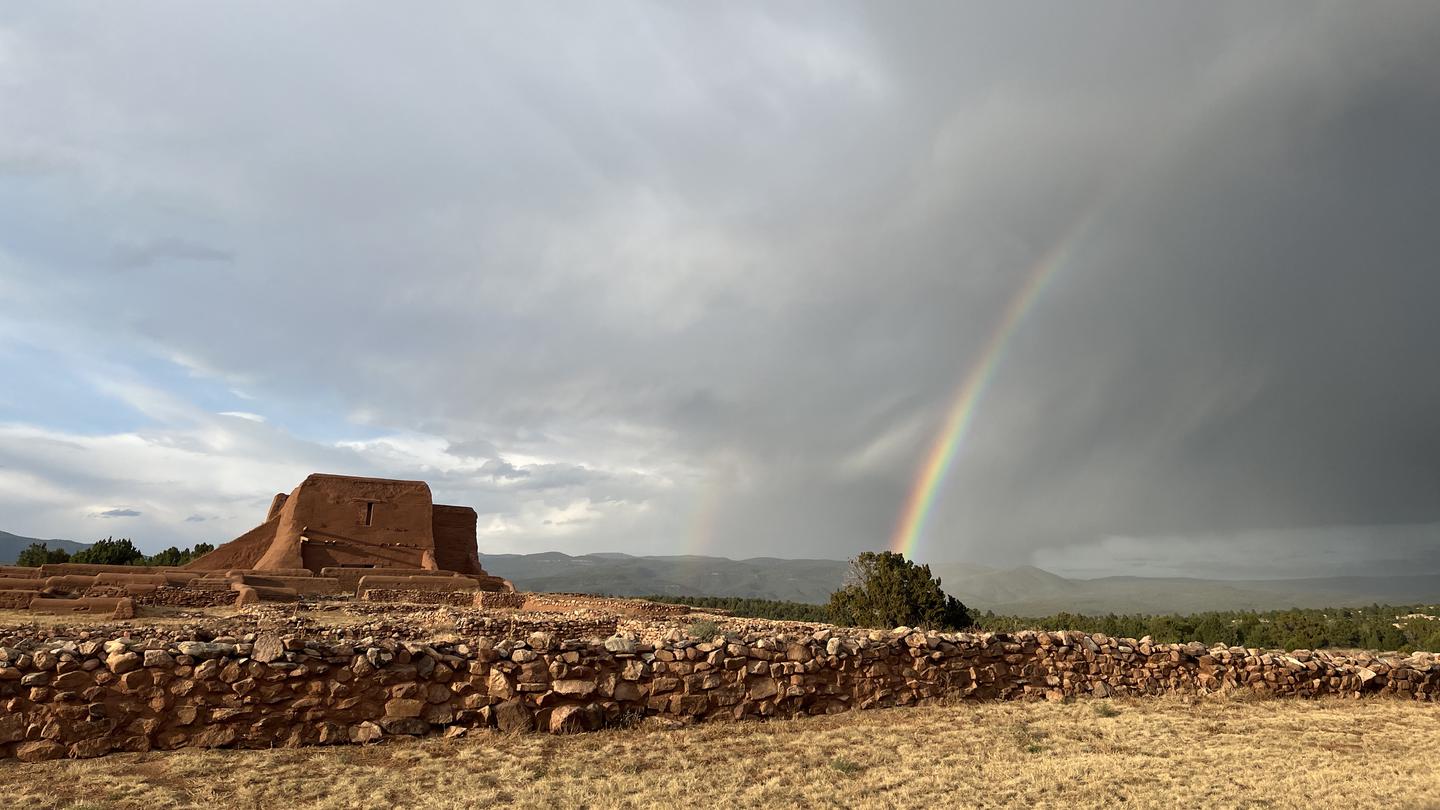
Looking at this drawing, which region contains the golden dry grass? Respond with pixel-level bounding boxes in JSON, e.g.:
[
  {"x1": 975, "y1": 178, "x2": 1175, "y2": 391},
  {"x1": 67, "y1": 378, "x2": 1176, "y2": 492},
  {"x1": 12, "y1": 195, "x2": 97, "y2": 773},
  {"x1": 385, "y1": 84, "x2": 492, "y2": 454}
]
[{"x1": 6, "y1": 696, "x2": 1440, "y2": 809}]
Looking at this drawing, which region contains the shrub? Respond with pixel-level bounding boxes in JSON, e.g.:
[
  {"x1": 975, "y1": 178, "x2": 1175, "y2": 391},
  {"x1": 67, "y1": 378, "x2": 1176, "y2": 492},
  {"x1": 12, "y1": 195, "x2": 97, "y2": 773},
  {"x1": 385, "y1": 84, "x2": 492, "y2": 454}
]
[
  {"x1": 827, "y1": 551, "x2": 971, "y2": 630},
  {"x1": 687, "y1": 620, "x2": 722, "y2": 640},
  {"x1": 19, "y1": 538, "x2": 217, "y2": 569},
  {"x1": 15, "y1": 542, "x2": 70, "y2": 567},
  {"x1": 69, "y1": 537, "x2": 145, "y2": 566},
  {"x1": 142, "y1": 543, "x2": 216, "y2": 567}
]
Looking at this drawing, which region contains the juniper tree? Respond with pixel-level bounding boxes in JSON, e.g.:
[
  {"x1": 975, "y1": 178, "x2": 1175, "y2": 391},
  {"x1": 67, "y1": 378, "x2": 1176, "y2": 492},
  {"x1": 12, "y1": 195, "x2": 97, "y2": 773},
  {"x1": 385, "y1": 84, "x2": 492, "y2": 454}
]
[{"x1": 827, "y1": 551, "x2": 971, "y2": 630}]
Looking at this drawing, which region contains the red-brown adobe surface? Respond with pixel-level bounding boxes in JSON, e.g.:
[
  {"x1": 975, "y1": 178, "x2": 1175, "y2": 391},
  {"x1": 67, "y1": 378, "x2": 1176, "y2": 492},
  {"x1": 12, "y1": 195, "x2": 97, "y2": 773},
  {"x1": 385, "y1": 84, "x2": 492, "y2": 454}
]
[{"x1": 185, "y1": 473, "x2": 490, "y2": 577}]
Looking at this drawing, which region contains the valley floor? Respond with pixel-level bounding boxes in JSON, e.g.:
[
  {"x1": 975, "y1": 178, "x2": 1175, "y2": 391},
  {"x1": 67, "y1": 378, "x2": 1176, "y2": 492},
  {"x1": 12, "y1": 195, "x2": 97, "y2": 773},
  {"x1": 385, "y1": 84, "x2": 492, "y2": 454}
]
[{"x1": 5, "y1": 695, "x2": 1438, "y2": 809}]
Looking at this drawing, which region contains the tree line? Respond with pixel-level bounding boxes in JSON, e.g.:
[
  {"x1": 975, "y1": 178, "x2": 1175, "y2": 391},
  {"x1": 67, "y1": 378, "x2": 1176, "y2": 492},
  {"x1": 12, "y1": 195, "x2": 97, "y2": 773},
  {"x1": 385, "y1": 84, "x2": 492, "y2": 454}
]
[
  {"x1": 648, "y1": 552, "x2": 972, "y2": 629},
  {"x1": 977, "y1": 605, "x2": 1440, "y2": 653},
  {"x1": 647, "y1": 552, "x2": 971, "y2": 627},
  {"x1": 15, "y1": 537, "x2": 215, "y2": 568},
  {"x1": 646, "y1": 592, "x2": 1440, "y2": 653},
  {"x1": 643, "y1": 551, "x2": 1440, "y2": 652}
]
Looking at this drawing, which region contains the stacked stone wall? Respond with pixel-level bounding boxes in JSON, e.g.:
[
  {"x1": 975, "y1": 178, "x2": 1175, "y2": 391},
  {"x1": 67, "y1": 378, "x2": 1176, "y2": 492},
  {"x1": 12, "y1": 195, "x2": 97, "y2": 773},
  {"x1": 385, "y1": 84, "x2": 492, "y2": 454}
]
[
  {"x1": 520, "y1": 593, "x2": 691, "y2": 618},
  {"x1": 454, "y1": 613, "x2": 621, "y2": 640},
  {"x1": 473, "y1": 591, "x2": 526, "y2": 610},
  {"x1": 81, "y1": 585, "x2": 237, "y2": 608},
  {"x1": 1, "y1": 627, "x2": 1436, "y2": 762},
  {"x1": 133, "y1": 587, "x2": 240, "y2": 609},
  {"x1": 82, "y1": 586, "x2": 130, "y2": 599},
  {"x1": 360, "y1": 589, "x2": 475, "y2": 607}
]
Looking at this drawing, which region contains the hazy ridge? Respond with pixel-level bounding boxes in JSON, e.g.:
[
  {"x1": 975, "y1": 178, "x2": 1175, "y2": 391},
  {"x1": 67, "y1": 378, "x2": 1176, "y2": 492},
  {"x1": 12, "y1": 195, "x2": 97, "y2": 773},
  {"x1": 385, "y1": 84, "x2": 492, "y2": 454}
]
[
  {"x1": 483, "y1": 552, "x2": 1440, "y2": 614},
  {"x1": 0, "y1": 531, "x2": 93, "y2": 564}
]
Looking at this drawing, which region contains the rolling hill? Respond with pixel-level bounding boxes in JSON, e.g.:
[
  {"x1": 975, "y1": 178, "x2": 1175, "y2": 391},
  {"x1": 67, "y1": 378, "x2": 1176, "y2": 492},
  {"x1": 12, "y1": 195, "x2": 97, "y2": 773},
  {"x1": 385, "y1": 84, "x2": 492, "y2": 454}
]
[
  {"x1": 483, "y1": 552, "x2": 1440, "y2": 614},
  {"x1": 0, "y1": 531, "x2": 91, "y2": 565},
  {"x1": 481, "y1": 552, "x2": 849, "y2": 603},
  {"x1": 928, "y1": 563, "x2": 1440, "y2": 615}
]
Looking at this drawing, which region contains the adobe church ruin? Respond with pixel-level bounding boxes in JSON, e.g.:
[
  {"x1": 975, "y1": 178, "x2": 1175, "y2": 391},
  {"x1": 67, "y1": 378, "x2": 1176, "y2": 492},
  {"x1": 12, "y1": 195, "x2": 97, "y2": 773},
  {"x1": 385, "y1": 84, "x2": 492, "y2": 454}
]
[
  {"x1": 187, "y1": 473, "x2": 490, "y2": 576},
  {"x1": 0, "y1": 473, "x2": 513, "y2": 616}
]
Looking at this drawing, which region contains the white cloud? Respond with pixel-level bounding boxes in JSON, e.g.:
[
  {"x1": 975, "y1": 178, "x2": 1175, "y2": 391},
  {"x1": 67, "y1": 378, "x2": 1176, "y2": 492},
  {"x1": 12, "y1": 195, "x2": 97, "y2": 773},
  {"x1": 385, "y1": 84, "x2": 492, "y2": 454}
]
[{"x1": 217, "y1": 411, "x2": 265, "y2": 423}]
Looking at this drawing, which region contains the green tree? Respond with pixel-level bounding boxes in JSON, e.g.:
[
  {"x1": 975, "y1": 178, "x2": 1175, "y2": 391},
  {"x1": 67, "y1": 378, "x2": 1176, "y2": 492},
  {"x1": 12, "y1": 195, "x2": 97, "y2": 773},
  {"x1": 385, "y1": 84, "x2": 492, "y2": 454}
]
[
  {"x1": 1194, "y1": 613, "x2": 1234, "y2": 646},
  {"x1": 144, "y1": 546, "x2": 188, "y2": 567},
  {"x1": 143, "y1": 542, "x2": 217, "y2": 567},
  {"x1": 827, "y1": 551, "x2": 971, "y2": 630},
  {"x1": 15, "y1": 542, "x2": 70, "y2": 567},
  {"x1": 69, "y1": 537, "x2": 145, "y2": 566}
]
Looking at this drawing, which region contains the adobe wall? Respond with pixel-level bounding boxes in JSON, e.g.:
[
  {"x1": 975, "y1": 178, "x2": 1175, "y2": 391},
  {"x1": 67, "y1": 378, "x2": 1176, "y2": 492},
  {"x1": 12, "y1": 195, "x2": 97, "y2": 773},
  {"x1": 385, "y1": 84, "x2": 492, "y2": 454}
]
[
  {"x1": 184, "y1": 518, "x2": 279, "y2": 572},
  {"x1": 0, "y1": 561, "x2": 514, "y2": 617},
  {"x1": 1, "y1": 626, "x2": 1436, "y2": 761},
  {"x1": 321, "y1": 568, "x2": 459, "y2": 593},
  {"x1": 355, "y1": 575, "x2": 483, "y2": 593},
  {"x1": 266, "y1": 493, "x2": 289, "y2": 521},
  {"x1": 182, "y1": 474, "x2": 503, "y2": 581},
  {"x1": 278, "y1": 476, "x2": 436, "y2": 571},
  {"x1": 0, "y1": 592, "x2": 33, "y2": 610},
  {"x1": 431, "y1": 505, "x2": 482, "y2": 575}
]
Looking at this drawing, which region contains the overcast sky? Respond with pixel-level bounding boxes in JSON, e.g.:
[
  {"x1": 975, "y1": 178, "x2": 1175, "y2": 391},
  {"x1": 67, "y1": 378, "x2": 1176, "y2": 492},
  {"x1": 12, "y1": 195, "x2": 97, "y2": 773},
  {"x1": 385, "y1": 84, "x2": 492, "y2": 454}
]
[{"x1": 2, "y1": 2, "x2": 1438, "y2": 577}]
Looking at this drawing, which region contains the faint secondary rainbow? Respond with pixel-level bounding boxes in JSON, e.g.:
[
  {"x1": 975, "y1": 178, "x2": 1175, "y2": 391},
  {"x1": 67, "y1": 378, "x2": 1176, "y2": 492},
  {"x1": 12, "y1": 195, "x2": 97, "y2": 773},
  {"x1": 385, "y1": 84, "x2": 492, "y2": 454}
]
[
  {"x1": 686, "y1": 477, "x2": 724, "y2": 556},
  {"x1": 890, "y1": 210, "x2": 1101, "y2": 559}
]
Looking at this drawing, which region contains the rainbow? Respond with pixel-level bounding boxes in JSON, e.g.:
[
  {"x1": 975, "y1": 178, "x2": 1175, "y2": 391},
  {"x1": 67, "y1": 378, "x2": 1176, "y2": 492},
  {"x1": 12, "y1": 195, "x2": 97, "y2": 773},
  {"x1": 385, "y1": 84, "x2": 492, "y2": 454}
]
[
  {"x1": 890, "y1": 211, "x2": 1100, "y2": 559},
  {"x1": 686, "y1": 475, "x2": 723, "y2": 556}
]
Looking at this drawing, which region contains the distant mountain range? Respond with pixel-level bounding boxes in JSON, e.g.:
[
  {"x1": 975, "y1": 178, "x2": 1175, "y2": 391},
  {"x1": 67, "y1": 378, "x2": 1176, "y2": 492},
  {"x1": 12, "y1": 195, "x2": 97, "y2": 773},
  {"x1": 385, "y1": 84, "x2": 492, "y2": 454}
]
[
  {"x1": 481, "y1": 553, "x2": 1440, "y2": 615},
  {"x1": 6, "y1": 532, "x2": 1438, "y2": 614},
  {"x1": 0, "y1": 531, "x2": 92, "y2": 564},
  {"x1": 482, "y1": 552, "x2": 849, "y2": 604},
  {"x1": 926, "y1": 563, "x2": 1440, "y2": 615}
]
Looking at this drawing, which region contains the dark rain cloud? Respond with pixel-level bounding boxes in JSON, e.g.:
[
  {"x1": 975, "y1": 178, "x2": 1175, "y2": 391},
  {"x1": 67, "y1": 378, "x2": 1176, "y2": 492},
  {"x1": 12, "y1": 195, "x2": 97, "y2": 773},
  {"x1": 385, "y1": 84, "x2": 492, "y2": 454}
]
[
  {"x1": 111, "y1": 237, "x2": 233, "y2": 269},
  {"x1": 0, "y1": 2, "x2": 1437, "y2": 572}
]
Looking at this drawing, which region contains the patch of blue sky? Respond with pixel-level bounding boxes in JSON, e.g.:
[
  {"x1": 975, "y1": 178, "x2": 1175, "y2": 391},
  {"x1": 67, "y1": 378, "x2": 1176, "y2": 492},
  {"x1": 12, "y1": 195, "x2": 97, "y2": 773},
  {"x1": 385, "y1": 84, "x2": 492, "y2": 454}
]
[
  {"x1": 142, "y1": 352, "x2": 394, "y2": 446},
  {"x1": 0, "y1": 341, "x2": 151, "y2": 434}
]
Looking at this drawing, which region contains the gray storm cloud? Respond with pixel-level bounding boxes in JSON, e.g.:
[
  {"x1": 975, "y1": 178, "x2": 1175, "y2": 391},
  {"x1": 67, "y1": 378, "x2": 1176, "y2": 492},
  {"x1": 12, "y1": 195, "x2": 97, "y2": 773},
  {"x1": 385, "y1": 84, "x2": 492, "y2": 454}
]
[{"x1": 1, "y1": 2, "x2": 1438, "y2": 572}]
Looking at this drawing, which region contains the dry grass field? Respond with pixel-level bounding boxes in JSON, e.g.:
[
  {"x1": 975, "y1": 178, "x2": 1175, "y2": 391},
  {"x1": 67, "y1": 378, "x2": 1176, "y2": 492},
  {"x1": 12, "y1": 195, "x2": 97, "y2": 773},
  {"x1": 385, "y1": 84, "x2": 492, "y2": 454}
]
[{"x1": 5, "y1": 695, "x2": 1439, "y2": 809}]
